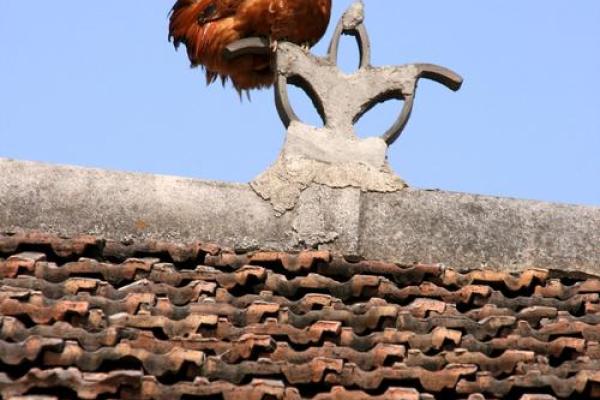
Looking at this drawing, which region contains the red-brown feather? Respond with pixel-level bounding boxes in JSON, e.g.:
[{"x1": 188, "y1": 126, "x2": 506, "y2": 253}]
[{"x1": 169, "y1": 0, "x2": 332, "y2": 92}]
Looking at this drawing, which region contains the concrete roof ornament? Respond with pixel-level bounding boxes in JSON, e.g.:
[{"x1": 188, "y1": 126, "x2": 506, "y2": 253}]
[{"x1": 226, "y1": 2, "x2": 463, "y2": 214}]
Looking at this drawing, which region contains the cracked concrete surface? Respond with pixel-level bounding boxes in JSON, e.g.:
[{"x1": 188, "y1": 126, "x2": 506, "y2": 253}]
[{"x1": 251, "y1": 122, "x2": 406, "y2": 214}]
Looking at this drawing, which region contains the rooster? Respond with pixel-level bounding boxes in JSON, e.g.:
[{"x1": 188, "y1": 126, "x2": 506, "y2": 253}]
[{"x1": 169, "y1": 0, "x2": 332, "y2": 91}]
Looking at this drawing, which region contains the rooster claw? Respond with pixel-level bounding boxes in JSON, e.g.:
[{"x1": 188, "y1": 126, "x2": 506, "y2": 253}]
[
  {"x1": 224, "y1": 37, "x2": 311, "y2": 61},
  {"x1": 223, "y1": 37, "x2": 270, "y2": 60}
]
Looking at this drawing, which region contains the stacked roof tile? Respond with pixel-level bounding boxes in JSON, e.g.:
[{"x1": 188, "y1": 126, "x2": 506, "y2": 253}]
[{"x1": 1, "y1": 232, "x2": 600, "y2": 399}]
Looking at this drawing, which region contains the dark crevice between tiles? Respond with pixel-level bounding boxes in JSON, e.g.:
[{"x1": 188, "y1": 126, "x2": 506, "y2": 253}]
[
  {"x1": 471, "y1": 279, "x2": 543, "y2": 299},
  {"x1": 0, "y1": 356, "x2": 45, "y2": 380},
  {"x1": 155, "y1": 361, "x2": 203, "y2": 385},
  {"x1": 24, "y1": 386, "x2": 81, "y2": 400},
  {"x1": 10, "y1": 312, "x2": 38, "y2": 329},
  {"x1": 95, "y1": 356, "x2": 144, "y2": 374},
  {"x1": 502, "y1": 386, "x2": 595, "y2": 400},
  {"x1": 269, "y1": 333, "x2": 340, "y2": 352},
  {"x1": 181, "y1": 394, "x2": 226, "y2": 400},
  {"x1": 549, "y1": 269, "x2": 599, "y2": 285},
  {"x1": 1, "y1": 242, "x2": 208, "y2": 271},
  {"x1": 247, "y1": 259, "x2": 316, "y2": 280},
  {"x1": 25, "y1": 386, "x2": 131, "y2": 400},
  {"x1": 548, "y1": 345, "x2": 582, "y2": 367},
  {"x1": 225, "y1": 275, "x2": 268, "y2": 297},
  {"x1": 1, "y1": 242, "x2": 104, "y2": 264},
  {"x1": 106, "y1": 250, "x2": 207, "y2": 271}
]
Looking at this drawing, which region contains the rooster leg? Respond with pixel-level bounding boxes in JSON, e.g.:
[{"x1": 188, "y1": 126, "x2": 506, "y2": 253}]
[
  {"x1": 270, "y1": 37, "x2": 307, "y2": 53},
  {"x1": 300, "y1": 42, "x2": 311, "y2": 52},
  {"x1": 269, "y1": 38, "x2": 279, "y2": 53}
]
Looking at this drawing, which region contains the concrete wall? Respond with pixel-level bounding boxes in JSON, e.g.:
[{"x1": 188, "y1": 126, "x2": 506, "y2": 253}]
[{"x1": 1, "y1": 158, "x2": 598, "y2": 274}]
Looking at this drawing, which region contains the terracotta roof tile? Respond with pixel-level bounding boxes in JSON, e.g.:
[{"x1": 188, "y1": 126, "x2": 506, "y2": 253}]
[{"x1": 1, "y1": 231, "x2": 600, "y2": 398}]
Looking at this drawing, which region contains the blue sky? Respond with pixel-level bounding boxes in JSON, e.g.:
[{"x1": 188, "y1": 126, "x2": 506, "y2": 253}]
[{"x1": 1, "y1": 1, "x2": 598, "y2": 206}]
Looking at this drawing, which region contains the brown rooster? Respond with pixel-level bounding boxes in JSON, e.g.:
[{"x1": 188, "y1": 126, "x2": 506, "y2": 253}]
[{"x1": 169, "y1": 0, "x2": 332, "y2": 91}]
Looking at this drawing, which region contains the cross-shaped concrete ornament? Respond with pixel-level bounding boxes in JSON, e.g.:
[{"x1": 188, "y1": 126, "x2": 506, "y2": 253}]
[{"x1": 226, "y1": 1, "x2": 463, "y2": 215}]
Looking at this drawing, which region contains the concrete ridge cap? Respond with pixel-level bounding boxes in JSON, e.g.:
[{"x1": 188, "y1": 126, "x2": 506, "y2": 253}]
[
  {"x1": 0, "y1": 157, "x2": 250, "y2": 191},
  {"x1": 396, "y1": 186, "x2": 599, "y2": 210},
  {"x1": 1, "y1": 157, "x2": 599, "y2": 275},
  {"x1": 2, "y1": 157, "x2": 598, "y2": 210}
]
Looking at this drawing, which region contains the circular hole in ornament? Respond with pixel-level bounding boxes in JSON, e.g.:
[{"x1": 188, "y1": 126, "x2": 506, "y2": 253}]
[
  {"x1": 336, "y1": 33, "x2": 362, "y2": 74},
  {"x1": 354, "y1": 97, "x2": 405, "y2": 139},
  {"x1": 285, "y1": 76, "x2": 325, "y2": 128}
]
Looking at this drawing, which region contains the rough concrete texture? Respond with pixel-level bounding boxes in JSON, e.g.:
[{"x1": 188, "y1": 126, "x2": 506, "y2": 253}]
[
  {"x1": 251, "y1": 121, "x2": 406, "y2": 214},
  {"x1": 0, "y1": 158, "x2": 293, "y2": 251},
  {"x1": 1, "y1": 158, "x2": 599, "y2": 274},
  {"x1": 275, "y1": 42, "x2": 419, "y2": 139},
  {"x1": 361, "y1": 190, "x2": 600, "y2": 275},
  {"x1": 341, "y1": 0, "x2": 364, "y2": 29}
]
